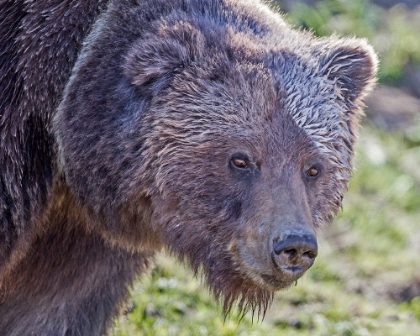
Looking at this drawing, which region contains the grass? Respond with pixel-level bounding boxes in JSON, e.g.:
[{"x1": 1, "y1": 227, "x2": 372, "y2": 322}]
[
  {"x1": 111, "y1": 123, "x2": 420, "y2": 335},
  {"x1": 284, "y1": 0, "x2": 420, "y2": 84}
]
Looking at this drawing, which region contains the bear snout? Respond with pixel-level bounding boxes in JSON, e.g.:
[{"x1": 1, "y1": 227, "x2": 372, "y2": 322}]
[{"x1": 271, "y1": 232, "x2": 318, "y2": 276}]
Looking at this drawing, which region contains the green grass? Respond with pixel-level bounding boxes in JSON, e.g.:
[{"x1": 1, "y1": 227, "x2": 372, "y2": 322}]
[
  {"x1": 111, "y1": 124, "x2": 420, "y2": 335},
  {"x1": 284, "y1": 0, "x2": 420, "y2": 84}
]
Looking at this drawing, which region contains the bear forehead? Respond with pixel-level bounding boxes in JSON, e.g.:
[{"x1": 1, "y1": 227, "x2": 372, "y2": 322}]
[
  {"x1": 149, "y1": 63, "x2": 324, "y2": 171},
  {"x1": 143, "y1": 10, "x2": 346, "y2": 142},
  {"x1": 117, "y1": 0, "x2": 351, "y2": 147},
  {"x1": 152, "y1": 45, "x2": 338, "y2": 141}
]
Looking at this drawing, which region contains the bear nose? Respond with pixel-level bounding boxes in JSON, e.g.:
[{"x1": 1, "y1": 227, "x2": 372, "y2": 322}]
[{"x1": 272, "y1": 232, "x2": 318, "y2": 274}]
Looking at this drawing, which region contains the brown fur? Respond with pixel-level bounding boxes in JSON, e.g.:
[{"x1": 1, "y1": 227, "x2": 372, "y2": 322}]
[{"x1": 0, "y1": 0, "x2": 377, "y2": 334}]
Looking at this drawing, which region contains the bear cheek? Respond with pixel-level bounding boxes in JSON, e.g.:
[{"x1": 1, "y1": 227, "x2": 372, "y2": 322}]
[{"x1": 231, "y1": 220, "x2": 272, "y2": 272}]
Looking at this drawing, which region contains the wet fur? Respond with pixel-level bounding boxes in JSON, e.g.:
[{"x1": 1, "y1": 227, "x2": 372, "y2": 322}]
[{"x1": 0, "y1": 0, "x2": 377, "y2": 334}]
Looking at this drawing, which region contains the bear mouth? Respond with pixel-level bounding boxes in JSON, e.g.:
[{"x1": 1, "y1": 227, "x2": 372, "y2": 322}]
[
  {"x1": 259, "y1": 273, "x2": 297, "y2": 290},
  {"x1": 256, "y1": 264, "x2": 307, "y2": 291},
  {"x1": 230, "y1": 238, "x2": 310, "y2": 291}
]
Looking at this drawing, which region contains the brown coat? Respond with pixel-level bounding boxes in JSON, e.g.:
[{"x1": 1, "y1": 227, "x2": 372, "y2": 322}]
[{"x1": 0, "y1": 0, "x2": 377, "y2": 334}]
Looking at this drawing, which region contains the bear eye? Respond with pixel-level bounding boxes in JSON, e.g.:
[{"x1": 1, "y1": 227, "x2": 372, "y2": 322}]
[
  {"x1": 230, "y1": 154, "x2": 250, "y2": 171},
  {"x1": 306, "y1": 165, "x2": 320, "y2": 178},
  {"x1": 231, "y1": 158, "x2": 248, "y2": 169}
]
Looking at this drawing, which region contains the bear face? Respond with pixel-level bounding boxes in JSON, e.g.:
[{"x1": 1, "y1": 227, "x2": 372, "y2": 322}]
[{"x1": 54, "y1": 0, "x2": 377, "y2": 314}]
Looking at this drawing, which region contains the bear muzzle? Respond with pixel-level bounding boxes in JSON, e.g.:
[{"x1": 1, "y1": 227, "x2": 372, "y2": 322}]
[
  {"x1": 271, "y1": 231, "x2": 318, "y2": 277},
  {"x1": 231, "y1": 223, "x2": 318, "y2": 291}
]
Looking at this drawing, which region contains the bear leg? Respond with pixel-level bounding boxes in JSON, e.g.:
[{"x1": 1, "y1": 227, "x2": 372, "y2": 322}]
[{"x1": 0, "y1": 188, "x2": 152, "y2": 336}]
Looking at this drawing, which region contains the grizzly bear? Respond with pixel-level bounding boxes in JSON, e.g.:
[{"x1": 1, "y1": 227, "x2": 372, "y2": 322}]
[{"x1": 0, "y1": 0, "x2": 377, "y2": 334}]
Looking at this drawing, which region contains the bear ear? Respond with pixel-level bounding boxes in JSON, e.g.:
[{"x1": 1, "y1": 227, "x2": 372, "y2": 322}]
[
  {"x1": 123, "y1": 22, "x2": 205, "y2": 93},
  {"x1": 320, "y1": 38, "x2": 378, "y2": 103}
]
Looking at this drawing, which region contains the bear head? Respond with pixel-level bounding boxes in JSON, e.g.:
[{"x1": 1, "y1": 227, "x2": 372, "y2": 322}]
[{"x1": 54, "y1": 0, "x2": 377, "y2": 315}]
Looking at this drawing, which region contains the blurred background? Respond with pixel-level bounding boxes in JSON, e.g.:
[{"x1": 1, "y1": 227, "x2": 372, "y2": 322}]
[{"x1": 113, "y1": 1, "x2": 420, "y2": 335}]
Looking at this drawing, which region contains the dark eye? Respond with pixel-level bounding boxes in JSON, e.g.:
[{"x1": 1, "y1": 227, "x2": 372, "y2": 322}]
[
  {"x1": 231, "y1": 157, "x2": 248, "y2": 169},
  {"x1": 230, "y1": 155, "x2": 250, "y2": 171},
  {"x1": 306, "y1": 165, "x2": 320, "y2": 178}
]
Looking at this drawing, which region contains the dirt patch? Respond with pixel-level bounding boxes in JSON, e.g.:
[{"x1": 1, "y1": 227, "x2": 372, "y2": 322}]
[{"x1": 389, "y1": 276, "x2": 420, "y2": 302}]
